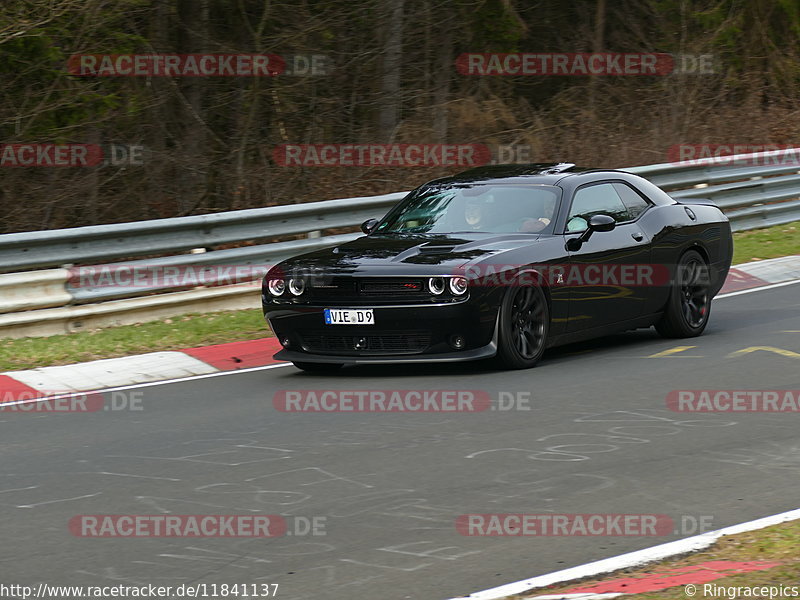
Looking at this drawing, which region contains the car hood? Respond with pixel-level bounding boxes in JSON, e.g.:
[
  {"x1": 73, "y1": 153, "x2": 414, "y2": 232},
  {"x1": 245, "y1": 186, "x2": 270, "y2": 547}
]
[{"x1": 272, "y1": 232, "x2": 544, "y2": 277}]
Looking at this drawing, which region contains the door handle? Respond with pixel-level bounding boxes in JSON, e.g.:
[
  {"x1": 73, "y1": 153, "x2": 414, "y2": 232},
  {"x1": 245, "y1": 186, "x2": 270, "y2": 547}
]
[{"x1": 631, "y1": 232, "x2": 644, "y2": 242}]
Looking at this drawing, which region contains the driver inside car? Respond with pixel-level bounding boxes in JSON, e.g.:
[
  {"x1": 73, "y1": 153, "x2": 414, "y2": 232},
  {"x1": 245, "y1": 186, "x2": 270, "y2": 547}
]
[{"x1": 464, "y1": 195, "x2": 495, "y2": 231}]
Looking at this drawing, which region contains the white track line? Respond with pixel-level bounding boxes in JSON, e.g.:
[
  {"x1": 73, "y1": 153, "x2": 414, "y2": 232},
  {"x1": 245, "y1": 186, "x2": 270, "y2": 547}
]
[
  {"x1": 0, "y1": 362, "x2": 293, "y2": 407},
  {"x1": 448, "y1": 508, "x2": 800, "y2": 600},
  {"x1": 715, "y1": 278, "x2": 800, "y2": 299}
]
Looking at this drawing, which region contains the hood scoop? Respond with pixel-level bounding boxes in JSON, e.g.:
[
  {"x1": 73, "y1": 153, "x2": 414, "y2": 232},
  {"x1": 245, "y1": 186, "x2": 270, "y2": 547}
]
[{"x1": 418, "y1": 243, "x2": 458, "y2": 254}]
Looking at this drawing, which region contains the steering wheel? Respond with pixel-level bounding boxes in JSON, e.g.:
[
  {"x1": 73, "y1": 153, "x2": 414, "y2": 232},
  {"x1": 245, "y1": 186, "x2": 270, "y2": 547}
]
[{"x1": 519, "y1": 217, "x2": 551, "y2": 233}]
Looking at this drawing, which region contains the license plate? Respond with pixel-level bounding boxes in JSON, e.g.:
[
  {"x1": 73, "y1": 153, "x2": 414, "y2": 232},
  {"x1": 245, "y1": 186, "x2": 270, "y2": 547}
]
[{"x1": 324, "y1": 308, "x2": 374, "y2": 325}]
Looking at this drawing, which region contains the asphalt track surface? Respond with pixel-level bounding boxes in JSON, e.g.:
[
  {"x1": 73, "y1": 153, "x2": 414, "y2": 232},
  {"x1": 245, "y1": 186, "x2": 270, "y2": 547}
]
[{"x1": 1, "y1": 283, "x2": 799, "y2": 600}]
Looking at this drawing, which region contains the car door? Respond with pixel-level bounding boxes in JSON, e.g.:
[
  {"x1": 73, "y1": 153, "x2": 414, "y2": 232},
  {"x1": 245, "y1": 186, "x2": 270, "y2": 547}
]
[{"x1": 563, "y1": 181, "x2": 653, "y2": 332}]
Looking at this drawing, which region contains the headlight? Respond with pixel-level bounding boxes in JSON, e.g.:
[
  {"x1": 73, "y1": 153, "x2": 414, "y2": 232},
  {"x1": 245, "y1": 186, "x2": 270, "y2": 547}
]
[
  {"x1": 267, "y1": 279, "x2": 285, "y2": 296},
  {"x1": 288, "y1": 277, "x2": 306, "y2": 296},
  {"x1": 428, "y1": 277, "x2": 445, "y2": 295},
  {"x1": 449, "y1": 276, "x2": 468, "y2": 295}
]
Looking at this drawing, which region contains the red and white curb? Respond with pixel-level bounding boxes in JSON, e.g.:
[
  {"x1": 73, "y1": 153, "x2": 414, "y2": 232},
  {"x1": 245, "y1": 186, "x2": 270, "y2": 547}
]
[
  {"x1": 719, "y1": 254, "x2": 800, "y2": 294},
  {"x1": 0, "y1": 338, "x2": 284, "y2": 402},
  {"x1": 523, "y1": 560, "x2": 780, "y2": 599},
  {"x1": 448, "y1": 508, "x2": 800, "y2": 600}
]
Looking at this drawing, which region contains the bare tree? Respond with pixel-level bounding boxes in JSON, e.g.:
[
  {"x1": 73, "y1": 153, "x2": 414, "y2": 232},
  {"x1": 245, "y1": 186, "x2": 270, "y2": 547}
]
[{"x1": 378, "y1": 0, "x2": 404, "y2": 140}]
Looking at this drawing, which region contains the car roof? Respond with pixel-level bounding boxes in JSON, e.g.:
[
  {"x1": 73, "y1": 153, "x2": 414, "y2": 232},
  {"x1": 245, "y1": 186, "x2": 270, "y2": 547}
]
[
  {"x1": 428, "y1": 163, "x2": 627, "y2": 186},
  {"x1": 421, "y1": 163, "x2": 676, "y2": 207}
]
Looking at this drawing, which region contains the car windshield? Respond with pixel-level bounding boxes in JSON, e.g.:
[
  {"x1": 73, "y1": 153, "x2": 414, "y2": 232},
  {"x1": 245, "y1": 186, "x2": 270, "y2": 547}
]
[{"x1": 374, "y1": 184, "x2": 561, "y2": 234}]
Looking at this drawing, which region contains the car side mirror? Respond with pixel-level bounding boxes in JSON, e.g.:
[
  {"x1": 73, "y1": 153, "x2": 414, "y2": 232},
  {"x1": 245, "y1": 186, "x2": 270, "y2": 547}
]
[
  {"x1": 588, "y1": 214, "x2": 616, "y2": 232},
  {"x1": 361, "y1": 218, "x2": 379, "y2": 234},
  {"x1": 565, "y1": 214, "x2": 616, "y2": 251}
]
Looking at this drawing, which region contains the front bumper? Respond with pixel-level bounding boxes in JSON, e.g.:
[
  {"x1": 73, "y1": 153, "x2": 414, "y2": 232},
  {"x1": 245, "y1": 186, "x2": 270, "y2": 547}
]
[
  {"x1": 265, "y1": 299, "x2": 499, "y2": 365},
  {"x1": 273, "y1": 344, "x2": 497, "y2": 365}
]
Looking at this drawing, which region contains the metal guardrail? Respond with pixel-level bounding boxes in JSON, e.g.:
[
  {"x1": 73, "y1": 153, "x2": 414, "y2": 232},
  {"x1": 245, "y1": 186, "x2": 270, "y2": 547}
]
[
  {"x1": 0, "y1": 191, "x2": 406, "y2": 274},
  {"x1": 1, "y1": 148, "x2": 799, "y2": 337}
]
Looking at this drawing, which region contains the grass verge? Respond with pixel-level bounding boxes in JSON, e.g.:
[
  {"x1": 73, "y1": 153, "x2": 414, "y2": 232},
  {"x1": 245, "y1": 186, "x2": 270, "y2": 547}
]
[
  {"x1": 0, "y1": 309, "x2": 270, "y2": 371},
  {"x1": 732, "y1": 221, "x2": 800, "y2": 264},
  {"x1": 517, "y1": 518, "x2": 800, "y2": 599},
  {"x1": 0, "y1": 220, "x2": 798, "y2": 372}
]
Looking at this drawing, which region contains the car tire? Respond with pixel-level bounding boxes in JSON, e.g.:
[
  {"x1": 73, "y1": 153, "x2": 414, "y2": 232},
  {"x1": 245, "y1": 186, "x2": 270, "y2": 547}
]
[
  {"x1": 655, "y1": 249, "x2": 711, "y2": 338},
  {"x1": 292, "y1": 362, "x2": 344, "y2": 372},
  {"x1": 495, "y1": 279, "x2": 550, "y2": 369}
]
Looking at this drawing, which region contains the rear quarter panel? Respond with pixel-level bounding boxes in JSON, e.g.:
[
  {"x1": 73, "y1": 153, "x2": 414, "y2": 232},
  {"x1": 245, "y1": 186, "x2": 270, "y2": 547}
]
[{"x1": 643, "y1": 203, "x2": 732, "y2": 306}]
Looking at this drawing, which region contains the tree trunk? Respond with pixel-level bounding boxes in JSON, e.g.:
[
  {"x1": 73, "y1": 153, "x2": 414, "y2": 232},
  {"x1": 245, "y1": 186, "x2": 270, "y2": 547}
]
[
  {"x1": 177, "y1": 0, "x2": 209, "y2": 214},
  {"x1": 433, "y1": 26, "x2": 452, "y2": 142},
  {"x1": 378, "y1": 0, "x2": 404, "y2": 140}
]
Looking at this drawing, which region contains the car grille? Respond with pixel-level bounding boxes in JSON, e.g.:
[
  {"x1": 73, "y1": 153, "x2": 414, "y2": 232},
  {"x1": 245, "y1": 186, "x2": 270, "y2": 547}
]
[
  {"x1": 308, "y1": 278, "x2": 429, "y2": 303},
  {"x1": 359, "y1": 280, "x2": 424, "y2": 295},
  {"x1": 299, "y1": 330, "x2": 431, "y2": 355}
]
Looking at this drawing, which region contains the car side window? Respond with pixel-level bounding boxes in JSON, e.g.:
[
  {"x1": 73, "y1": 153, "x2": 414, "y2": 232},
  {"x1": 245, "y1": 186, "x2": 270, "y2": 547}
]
[
  {"x1": 613, "y1": 182, "x2": 651, "y2": 219},
  {"x1": 565, "y1": 183, "x2": 629, "y2": 232}
]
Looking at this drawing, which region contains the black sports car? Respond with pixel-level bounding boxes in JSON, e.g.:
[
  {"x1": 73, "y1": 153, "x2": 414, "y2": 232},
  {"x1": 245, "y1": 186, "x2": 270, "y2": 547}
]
[{"x1": 262, "y1": 163, "x2": 733, "y2": 371}]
